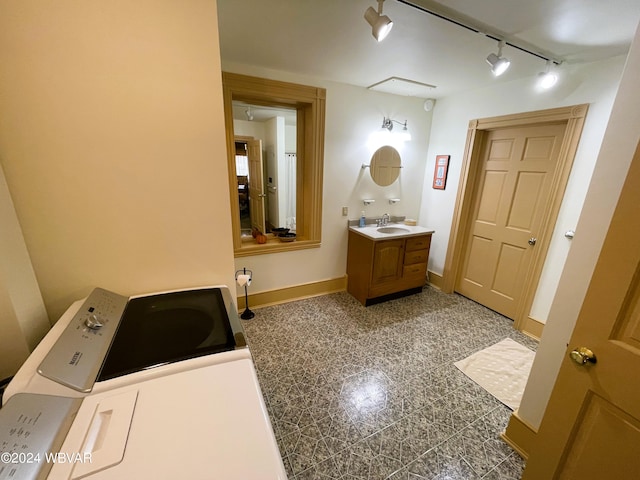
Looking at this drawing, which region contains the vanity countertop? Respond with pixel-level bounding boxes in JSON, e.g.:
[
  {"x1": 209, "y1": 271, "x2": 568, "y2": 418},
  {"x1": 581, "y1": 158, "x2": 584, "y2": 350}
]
[{"x1": 349, "y1": 223, "x2": 435, "y2": 240}]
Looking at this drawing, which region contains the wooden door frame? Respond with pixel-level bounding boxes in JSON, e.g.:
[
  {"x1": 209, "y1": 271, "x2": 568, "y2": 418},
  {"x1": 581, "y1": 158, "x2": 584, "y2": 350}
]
[{"x1": 441, "y1": 104, "x2": 589, "y2": 334}]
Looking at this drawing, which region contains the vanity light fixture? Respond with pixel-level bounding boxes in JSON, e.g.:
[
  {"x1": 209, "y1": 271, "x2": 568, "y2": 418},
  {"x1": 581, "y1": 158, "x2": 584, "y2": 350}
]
[
  {"x1": 538, "y1": 60, "x2": 559, "y2": 89},
  {"x1": 382, "y1": 117, "x2": 411, "y2": 141},
  {"x1": 364, "y1": 0, "x2": 393, "y2": 42},
  {"x1": 486, "y1": 40, "x2": 510, "y2": 77}
]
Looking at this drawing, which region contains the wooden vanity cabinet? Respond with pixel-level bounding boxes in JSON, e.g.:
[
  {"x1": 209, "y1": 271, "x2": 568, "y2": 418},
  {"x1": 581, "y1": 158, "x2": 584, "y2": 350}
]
[{"x1": 347, "y1": 230, "x2": 432, "y2": 306}]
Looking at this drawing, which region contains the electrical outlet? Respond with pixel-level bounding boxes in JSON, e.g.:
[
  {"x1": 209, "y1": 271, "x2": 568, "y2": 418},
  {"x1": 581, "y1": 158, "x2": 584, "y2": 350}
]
[{"x1": 342, "y1": 206, "x2": 348, "y2": 216}]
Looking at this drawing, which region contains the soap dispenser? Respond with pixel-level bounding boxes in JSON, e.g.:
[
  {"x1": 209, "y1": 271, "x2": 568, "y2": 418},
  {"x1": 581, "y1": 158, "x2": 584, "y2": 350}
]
[{"x1": 359, "y1": 211, "x2": 366, "y2": 228}]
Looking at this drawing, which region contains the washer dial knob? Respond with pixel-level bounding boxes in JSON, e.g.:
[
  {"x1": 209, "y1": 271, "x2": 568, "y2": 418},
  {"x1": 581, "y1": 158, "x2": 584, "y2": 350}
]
[{"x1": 85, "y1": 314, "x2": 104, "y2": 330}]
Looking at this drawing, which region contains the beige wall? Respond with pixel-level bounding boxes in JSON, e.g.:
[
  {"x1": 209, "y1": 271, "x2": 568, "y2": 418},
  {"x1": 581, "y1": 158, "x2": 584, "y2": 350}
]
[
  {"x1": 0, "y1": 0, "x2": 235, "y2": 321},
  {"x1": 0, "y1": 163, "x2": 49, "y2": 378},
  {"x1": 0, "y1": 277, "x2": 30, "y2": 379}
]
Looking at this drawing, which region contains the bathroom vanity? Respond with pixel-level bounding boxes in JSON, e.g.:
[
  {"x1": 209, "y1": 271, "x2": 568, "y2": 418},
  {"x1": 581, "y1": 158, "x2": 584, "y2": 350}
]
[{"x1": 347, "y1": 224, "x2": 434, "y2": 305}]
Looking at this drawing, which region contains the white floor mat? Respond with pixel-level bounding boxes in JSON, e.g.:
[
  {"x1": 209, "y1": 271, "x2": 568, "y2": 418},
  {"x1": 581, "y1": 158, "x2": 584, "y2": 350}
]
[{"x1": 454, "y1": 338, "x2": 535, "y2": 410}]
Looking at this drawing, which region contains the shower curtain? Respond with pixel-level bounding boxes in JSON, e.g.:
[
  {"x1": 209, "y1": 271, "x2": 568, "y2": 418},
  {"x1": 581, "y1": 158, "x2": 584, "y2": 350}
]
[{"x1": 284, "y1": 153, "x2": 296, "y2": 231}]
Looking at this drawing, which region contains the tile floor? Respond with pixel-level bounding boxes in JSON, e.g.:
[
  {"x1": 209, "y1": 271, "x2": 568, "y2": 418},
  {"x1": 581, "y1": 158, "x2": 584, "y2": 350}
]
[{"x1": 241, "y1": 287, "x2": 537, "y2": 479}]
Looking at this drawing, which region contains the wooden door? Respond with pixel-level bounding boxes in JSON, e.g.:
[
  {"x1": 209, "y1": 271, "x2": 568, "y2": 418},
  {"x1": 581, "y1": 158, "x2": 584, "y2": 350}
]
[
  {"x1": 456, "y1": 123, "x2": 566, "y2": 318},
  {"x1": 247, "y1": 139, "x2": 265, "y2": 233},
  {"x1": 523, "y1": 141, "x2": 640, "y2": 478},
  {"x1": 372, "y1": 239, "x2": 404, "y2": 286}
]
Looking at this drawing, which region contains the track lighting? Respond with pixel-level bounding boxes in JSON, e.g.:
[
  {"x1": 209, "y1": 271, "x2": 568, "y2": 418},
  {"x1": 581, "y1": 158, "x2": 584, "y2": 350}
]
[
  {"x1": 398, "y1": 2, "x2": 567, "y2": 83},
  {"x1": 486, "y1": 41, "x2": 510, "y2": 76},
  {"x1": 245, "y1": 106, "x2": 253, "y2": 121},
  {"x1": 382, "y1": 117, "x2": 411, "y2": 141},
  {"x1": 364, "y1": 0, "x2": 393, "y2": 42},
  {"x1": 538, "y1": 60, "x2": 559, "y2": 89}
]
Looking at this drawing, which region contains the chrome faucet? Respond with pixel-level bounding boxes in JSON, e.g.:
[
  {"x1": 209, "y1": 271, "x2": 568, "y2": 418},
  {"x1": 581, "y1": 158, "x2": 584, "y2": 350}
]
[{"x1": 381, "y1": 213, "x2": 390, "y2": 226}]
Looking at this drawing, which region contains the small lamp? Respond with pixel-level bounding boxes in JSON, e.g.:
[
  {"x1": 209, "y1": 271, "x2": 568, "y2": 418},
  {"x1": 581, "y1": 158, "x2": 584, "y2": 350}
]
[
  {"x1": 382, "y1": 117, "x2": 411, "y2": 141},
  {"x1": 486, "y1": 41, "x2": 510, "y2": 76},
  {"x1": 364, "y1": 0, "x2": 393, "y2": 42},
  {"x1": 538, "y1": 60, "x2": 559, "y2": 89}
]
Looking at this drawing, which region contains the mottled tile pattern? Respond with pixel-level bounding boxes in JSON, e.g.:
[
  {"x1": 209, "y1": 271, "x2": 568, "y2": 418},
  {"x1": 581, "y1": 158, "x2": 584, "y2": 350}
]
[{"x1": 242, "y1": 287, "x2": 536, "y2": 479}]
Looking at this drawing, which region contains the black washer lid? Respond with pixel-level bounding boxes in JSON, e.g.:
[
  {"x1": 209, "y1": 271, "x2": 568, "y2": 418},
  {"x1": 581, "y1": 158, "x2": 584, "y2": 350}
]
[{"x1": 98, "y1": 288, "x2": 239, "y2": 382}]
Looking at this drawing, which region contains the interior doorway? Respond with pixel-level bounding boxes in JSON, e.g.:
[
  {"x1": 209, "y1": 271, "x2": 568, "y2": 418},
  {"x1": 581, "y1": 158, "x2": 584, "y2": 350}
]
[
  {"x1": 233, "y1": 137, "x2": 266, "y2": 236},
  {"x1": 442, "y1": 105, "x2": 589, "y2": 336},
  {"x1": 456, "y1": 123, "x2": 567, "y2": 319}
]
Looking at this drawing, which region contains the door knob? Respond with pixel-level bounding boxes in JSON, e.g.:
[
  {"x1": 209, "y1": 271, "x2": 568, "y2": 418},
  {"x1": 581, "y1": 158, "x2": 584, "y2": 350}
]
[
  {"x1": 570, "y1": 347, "x2": 597, "y2": 365},
  {"x1": 528, "y1": 237, "x2": 537, "y2": 246}
]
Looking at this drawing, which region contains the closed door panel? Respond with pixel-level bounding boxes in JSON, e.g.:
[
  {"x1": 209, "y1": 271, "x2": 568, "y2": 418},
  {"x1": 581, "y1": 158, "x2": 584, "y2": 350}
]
[
  {"x1": 508, "y1": 172, "x2": 546, "y2": 230},
  {"x1": 492, "y1": 243, "x2": 527, "y2": 301},
  {"x1": 462, "y1": 235, "x2": 494, "y2": 288},
  {"x1": 477, "y1": 170, "x2": 508, "y2": 225},
  {"x1": 456, "y1": 123, "x2": 566, "y2": 318}
]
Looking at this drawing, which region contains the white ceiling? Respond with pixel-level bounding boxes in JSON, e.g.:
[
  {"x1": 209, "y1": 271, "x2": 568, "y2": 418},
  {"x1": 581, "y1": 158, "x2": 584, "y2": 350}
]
[{"x1": 217, "y1": 0, "x2": 640, "y2": 99}]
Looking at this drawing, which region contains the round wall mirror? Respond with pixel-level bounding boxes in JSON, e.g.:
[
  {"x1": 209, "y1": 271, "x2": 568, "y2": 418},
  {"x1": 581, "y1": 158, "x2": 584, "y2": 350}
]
[{"x1": 369, "y1": 145, "x2": 401, "y2": 186}]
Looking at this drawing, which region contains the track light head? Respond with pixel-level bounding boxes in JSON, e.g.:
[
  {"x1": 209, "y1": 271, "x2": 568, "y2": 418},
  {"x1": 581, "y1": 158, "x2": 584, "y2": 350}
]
[
  {"x1": 245, "y1": 107, "x2": 253, "y2": 121},
  {"x1": 486, "y1": 54, "x2": 510, "y2": 76},
  {"x1": 537, "y1": 60, "x2": 559, "y2": 89},
  {"x1": 486, "y1": 41, "x2": 510, "y2": 76},
  {"x1": 538, "y1": 71, "x2": 558, "y2": 89},
  {"x1": 364, "y1": 0, "x2": 393, "y2": 42}
]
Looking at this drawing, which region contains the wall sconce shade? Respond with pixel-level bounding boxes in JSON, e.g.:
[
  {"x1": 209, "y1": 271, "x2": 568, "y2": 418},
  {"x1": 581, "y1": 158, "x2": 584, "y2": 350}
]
[
  {"x1": 364, "y1": 0, "x2": 393, "y2": 42},
  {"x1": 486, "y1": 41, "x2": 510, "y2": 76}
]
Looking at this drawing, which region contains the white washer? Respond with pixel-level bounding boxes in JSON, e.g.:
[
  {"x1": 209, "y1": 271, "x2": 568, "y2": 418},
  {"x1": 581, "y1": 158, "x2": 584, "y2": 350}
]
[
  {"x1": 0, "y1": 287, "x2": 286, "y2": 480},
  {"x1": 4, "y1": 286, "x2": 247, "y2": 401}
]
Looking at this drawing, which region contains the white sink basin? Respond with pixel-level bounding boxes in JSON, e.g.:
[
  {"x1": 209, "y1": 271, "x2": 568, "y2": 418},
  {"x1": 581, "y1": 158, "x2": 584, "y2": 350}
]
[
  {"x1": 377, "y1": 226, "x2": 410, "y2": 234},
  {"x1": 349, "y1": 223, "x2": 435, "y2": 240}
]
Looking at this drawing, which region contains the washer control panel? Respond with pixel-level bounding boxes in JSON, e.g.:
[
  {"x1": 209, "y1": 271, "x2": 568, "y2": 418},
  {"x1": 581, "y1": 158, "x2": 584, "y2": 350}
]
[
  {"x1": 0, "y1": 394, "x2": 81, "y2": 480},
  {"x1": 38, "y1": 288, "x2": 129, "y2": 392}
]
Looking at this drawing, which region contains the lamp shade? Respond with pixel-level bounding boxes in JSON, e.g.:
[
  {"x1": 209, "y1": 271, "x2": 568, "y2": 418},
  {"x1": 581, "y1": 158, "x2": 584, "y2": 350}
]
[
  {"x1": 538, "y1": 71, "x2": 558, "y2": 89},
  {"x1": 364, "y1": 6, "x2": 393, "y2": 41},
  {"x1": 486, "y1": 53, "x2": 510, "y2": 76}
]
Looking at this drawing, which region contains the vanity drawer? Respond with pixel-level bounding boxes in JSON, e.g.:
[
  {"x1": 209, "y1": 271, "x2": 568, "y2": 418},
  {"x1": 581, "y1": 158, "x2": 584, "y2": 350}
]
[
  {"x1": 404, "y1": 249, "x2": 428, "y2": 265},
  {"x1": 406, "y1": 235, "x2": 431, "y2": 252},
  {"x1": 403, "y1": 262, "x2": 427, "y2": 279}
]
